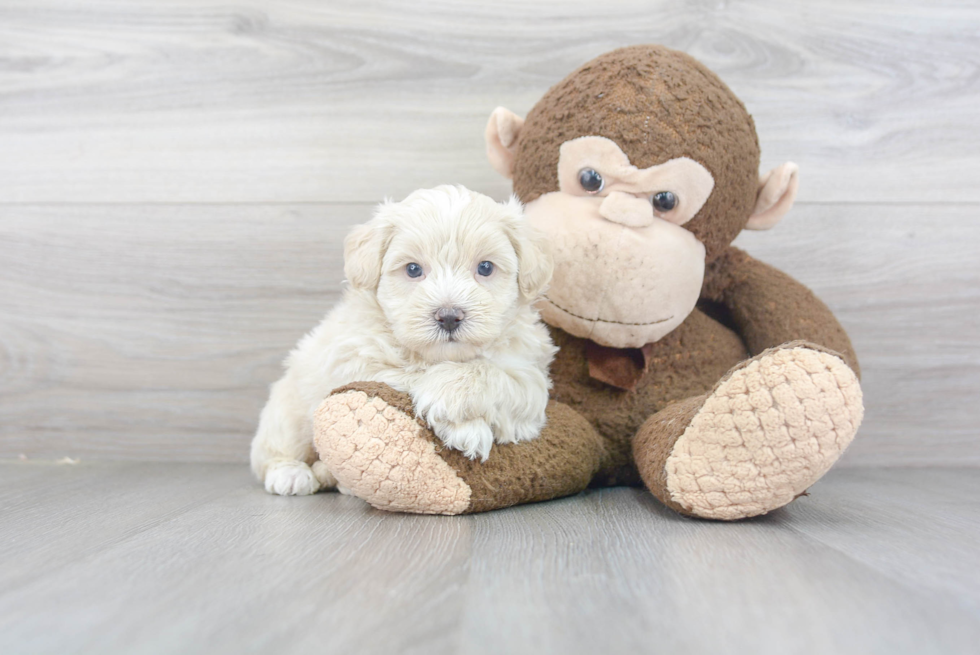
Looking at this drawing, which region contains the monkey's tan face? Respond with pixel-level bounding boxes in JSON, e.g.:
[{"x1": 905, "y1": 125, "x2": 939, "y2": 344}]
[{"x1": 524, "y1": 137, "x2": 713, "y2": 349}]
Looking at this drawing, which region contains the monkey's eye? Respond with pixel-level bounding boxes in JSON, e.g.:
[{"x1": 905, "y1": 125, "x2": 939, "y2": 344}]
[
  {"x1": 477, "y1": 261, "x2": 494, "y2": 277},
  {"x1": 578, "y1": 168, "x2": 604, "y2": 194},
  {"x1": 406, "y1": 263, "x2": 424, "y2": 278},
  {"x1": 652, "y1": 191, "x2": 677, "y2": 213}
]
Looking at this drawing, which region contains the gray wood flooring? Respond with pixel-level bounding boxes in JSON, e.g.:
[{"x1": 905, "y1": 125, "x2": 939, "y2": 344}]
[{"x1": 1, "y1": 461, "x2": 978, "y2": 655}]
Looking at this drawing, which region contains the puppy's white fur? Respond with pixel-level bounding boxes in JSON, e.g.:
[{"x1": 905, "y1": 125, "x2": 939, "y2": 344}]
[{"x1": 251, "y1": 185, "x2": 557, "y2": 496}]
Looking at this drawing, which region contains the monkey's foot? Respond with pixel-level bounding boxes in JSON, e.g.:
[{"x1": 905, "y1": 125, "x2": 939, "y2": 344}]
[
  {"x1": 634, "y1": 343, "x2": 864, "y2": 520},
  {"x1": 313, "y1": 382, "x2": 604, "y2": 515}
]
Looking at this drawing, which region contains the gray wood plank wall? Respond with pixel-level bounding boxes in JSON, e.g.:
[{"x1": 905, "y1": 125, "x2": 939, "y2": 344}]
[{"x1": 2, "y1": 0, "x2": 978, "y2": 465}]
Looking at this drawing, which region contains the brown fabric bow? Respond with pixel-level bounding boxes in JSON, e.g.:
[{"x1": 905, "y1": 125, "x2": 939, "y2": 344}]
[{"x1": 585, "y1": 341, "x2": 655, "y2": 391}]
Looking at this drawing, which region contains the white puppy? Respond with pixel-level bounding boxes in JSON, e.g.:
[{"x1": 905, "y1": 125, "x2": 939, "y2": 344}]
[{"x1": 250, "y1": 185, "x2": 557, "y2": 496}]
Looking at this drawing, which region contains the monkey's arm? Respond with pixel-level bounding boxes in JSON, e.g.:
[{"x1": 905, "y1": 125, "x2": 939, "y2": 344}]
[{"x1": 703, "y1": 246, "x2": 860, "y2": 377}]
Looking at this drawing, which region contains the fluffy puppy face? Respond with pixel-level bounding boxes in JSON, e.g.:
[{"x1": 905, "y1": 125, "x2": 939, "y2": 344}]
[{"x1": 344, "y1": 185, "x2": 552, "y2": 363}]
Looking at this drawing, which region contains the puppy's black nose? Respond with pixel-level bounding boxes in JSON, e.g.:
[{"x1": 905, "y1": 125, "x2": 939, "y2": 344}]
[{"x1": 435, "y1": 307, "x2": 465, "y2": 333}]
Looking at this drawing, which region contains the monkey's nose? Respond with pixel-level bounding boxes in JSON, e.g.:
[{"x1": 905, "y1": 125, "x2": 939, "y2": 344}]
[
  {"x1": 435, "y1": 307, "x2": 465, "y2": 333},
  {"x1": 598, "y1": 191, "x2": 655, "y2": 228}
]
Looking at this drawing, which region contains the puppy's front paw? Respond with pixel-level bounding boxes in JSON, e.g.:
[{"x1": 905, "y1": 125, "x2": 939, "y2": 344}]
[
  {"x1": 431, "y1": 418, "x2": 494, "y2": 462},
  {"x1": 489, "y1": 407, "x2": 546, "y2": 446},
  {"x1": 264, "y1": 460, "x2": 322, "y2": 496},
  {"x1": 504, "y1": 417, "x2": 546, "y2": 444}
]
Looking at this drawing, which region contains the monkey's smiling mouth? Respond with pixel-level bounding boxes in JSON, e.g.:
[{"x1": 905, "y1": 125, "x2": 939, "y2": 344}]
[{"x1": 543, "y1": 295, "x2": 673, "y2": 327}]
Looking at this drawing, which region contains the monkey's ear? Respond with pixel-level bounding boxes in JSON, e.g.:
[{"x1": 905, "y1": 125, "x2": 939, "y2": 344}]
[
  {"x1": 485, "y1": 107, "x2": 525, "y2": 179},
  {"x1": 343, "y1": 211, "x2": 390, "y2": 290},
  {"x1": 746, "y1": 162, "x2": 799, "y2": 231}
]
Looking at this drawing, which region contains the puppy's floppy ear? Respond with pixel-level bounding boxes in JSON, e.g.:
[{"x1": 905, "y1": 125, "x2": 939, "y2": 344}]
[
  {"x1": 503, "y1": 196, "x2": 553, "y2": 302},
  {"x1": 344, "y1": 206, "x2": 391, "y2": 290}
]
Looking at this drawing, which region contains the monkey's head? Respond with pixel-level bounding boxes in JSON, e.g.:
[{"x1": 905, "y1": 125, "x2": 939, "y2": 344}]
[{"x1": 485, "y1": 45, "x2": 799, "y2": 348}]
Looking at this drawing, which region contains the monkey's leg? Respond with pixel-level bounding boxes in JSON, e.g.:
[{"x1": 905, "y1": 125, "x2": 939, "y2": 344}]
[
  {"x1": 313, "y1": 382, "x2": 606, "y2": 515},
  {"x1": 633, "y1": 343, "x2": 863, "y2": 520}
]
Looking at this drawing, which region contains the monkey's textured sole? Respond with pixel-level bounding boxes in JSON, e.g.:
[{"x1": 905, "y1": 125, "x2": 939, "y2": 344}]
[
  {"x1": 313, "y1": 390, "x2": 471, "y2": 515},
  {"x1": 665, "y1": 347, "x2": 863, "y2": 520}
]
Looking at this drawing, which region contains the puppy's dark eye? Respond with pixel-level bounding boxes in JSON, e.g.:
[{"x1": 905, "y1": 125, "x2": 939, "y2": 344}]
[
  {"x1": 406, "y1": 263, "x2": 423, "y2": 278},
  {"x1": 477, "y1": 261, "x2": 494, "y2": 277},
  {"x1": 652, "y1": 191, "x2": 677, "y2": 212},
  {"x1": 578, "y1": 168, "x2": 603, "y2": 194}
]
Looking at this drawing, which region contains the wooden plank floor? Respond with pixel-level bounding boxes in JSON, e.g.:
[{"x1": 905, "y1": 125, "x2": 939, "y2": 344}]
[{"x1": 1, "y1": 462, "x2": 978, "y2": 654}]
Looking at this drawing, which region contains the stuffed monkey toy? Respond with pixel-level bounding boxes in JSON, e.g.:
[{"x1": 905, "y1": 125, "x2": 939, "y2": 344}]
[{"x1": 313, "y1": 45, "x2": 863, "y2": 520}]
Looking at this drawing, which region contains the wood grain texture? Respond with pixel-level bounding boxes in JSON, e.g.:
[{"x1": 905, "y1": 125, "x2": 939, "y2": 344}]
[
  {"x1": 2, "y1": 202, "x2": 978, "y2": 464},
  {"x1": 0, "y1": 462, "x2": 978, "y2": 654},
  {"x1": 0, "y1": 203, "x2": 356, "y2": 461},
  {"x1": 0, "y1": 0, "x2": 978, "y2": 203}
]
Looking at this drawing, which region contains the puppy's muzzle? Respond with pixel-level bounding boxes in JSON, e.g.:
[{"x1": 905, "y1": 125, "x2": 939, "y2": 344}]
[{"x1": 435, "y1": 307, "x2": 465, "y2": 333}]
